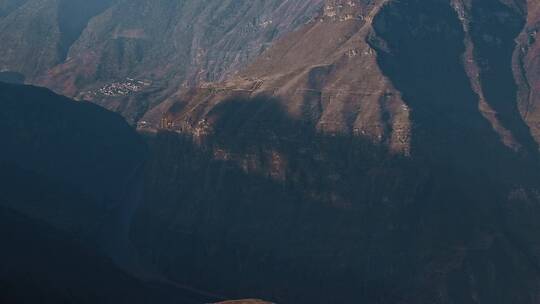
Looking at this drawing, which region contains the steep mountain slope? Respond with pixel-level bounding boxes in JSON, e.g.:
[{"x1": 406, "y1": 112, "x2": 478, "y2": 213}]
[
  {"x1": 0, "y1": 0, "x2": 324, "y2": 123},
  {"x1": 125, "y1": 1, "x2": 540, "y2": 303},
  {"x1": 4, "y1": 1, "x2": 540, "y2": 303},
  {"x1": 160, "y1": 0, "x2": 540, "y2": 154}
]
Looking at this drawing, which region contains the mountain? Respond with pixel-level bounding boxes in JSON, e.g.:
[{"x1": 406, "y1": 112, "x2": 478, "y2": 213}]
[
  {"x1": 126, "y1": 0, "x2": 540, "y2": 303},
  {"x1": 0, "y1": 82, "x2": 224, "y2": 303},
  {"x1": 0, "y1": 0, "x2": 324, "y2": 123},
  {"x1": 2, "y1": 0, "x2": 539, "y2": 144},
  {"x1": 159, "y1": 0, "x2": 540, "y2": 154},
  {"x1": 3, "y1": 1, "x2": 540, "y2": 303},
  {"x1": 0, "y1": 0, "x2": 115, "y2": 78}
]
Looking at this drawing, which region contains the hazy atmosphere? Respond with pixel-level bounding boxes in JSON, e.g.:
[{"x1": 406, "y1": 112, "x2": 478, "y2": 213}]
[{"x1": 2, "y1": 1, "x2": 540, "y2": 303}]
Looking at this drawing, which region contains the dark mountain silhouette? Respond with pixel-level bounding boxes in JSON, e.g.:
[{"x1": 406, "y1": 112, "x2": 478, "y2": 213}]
[
  {"x1": 0, "y1": 82, "x2": 219, "y2": 303},
  {"x1": 0, "y1": 82, "x2": 145, "y2": 242}
]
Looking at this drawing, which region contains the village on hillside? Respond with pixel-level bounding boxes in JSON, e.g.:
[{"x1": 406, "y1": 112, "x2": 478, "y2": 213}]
[{"x1": 80, "y1": 78, "x2": 152, "y2": 99}]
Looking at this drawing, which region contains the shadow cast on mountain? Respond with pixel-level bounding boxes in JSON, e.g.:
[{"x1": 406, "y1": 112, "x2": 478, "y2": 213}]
[
  {"x1": 132, "y1": 85, "x2": 540, "y2": 303},
  {"x1": 368, "y1": 1, "x2": 540, "y2": 302},
  {"x1": 468, "y1": 1, "x2": 539, "y2": 156}
]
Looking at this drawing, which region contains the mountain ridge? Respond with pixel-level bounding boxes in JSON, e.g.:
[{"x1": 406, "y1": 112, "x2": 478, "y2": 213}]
[{"x1": 155, "y1": 0, "x2": 540, "y2": 157}]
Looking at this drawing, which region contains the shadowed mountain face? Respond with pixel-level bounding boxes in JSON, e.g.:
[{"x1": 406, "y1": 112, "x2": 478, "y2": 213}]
[
  {"x1": 370, "y1": 0, "x2": 519, "y2": 162},
  {"x1": 3, "y1": 82, "x2": 540, "y2": 303},
  {"x1": 0, "y1": 81, "x2": 148, "y2": 265},
  {"x1": 468, "y1": 0, "x2": 539, "y2": 155},
  {"x1": 133, "y1": 96, "x2": 540, "y2": 303},
  {"x1": 0, "y1": 83, "x2": 223, "y2": 303},
  {"x1": 135, "y1": 0, "x2": 540, "y2": 303},
  {"x1": 0, "y1": 82, "x2": 145, "y2": 208}
]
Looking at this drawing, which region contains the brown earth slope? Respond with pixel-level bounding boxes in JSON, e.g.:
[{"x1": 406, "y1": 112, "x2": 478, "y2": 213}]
[
  {"x1": 159, "y1": 0, "x2": 540, "y2": 156},
  {"x1": 155, "y1": 0, "x2": 408, "y2": 151}
]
